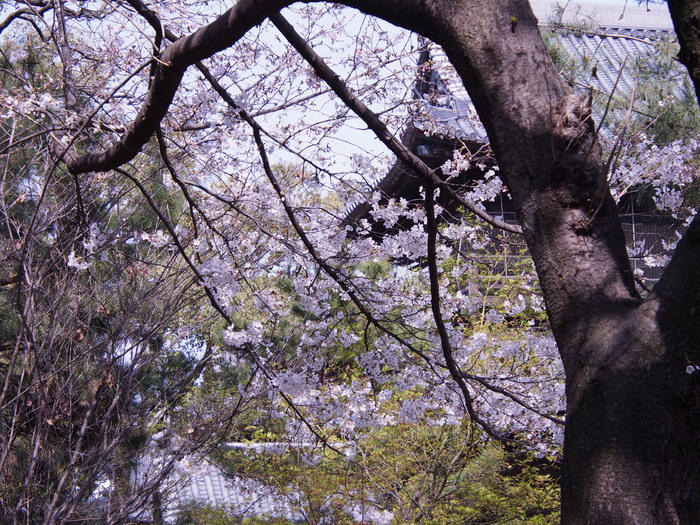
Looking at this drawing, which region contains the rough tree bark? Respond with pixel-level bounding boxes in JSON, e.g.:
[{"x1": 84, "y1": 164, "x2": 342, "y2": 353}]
[
  {"x1": 421, "y1": 3, "x2": 700, "y2": 523},
  {"x1": 66, "y1": 0, "x2": 700, "y2": 523}
]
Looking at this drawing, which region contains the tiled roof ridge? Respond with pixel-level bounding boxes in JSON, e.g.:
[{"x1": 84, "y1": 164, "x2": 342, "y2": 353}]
[{"x1": 543, "y1": 23, "x2": 673, "y2": 41}]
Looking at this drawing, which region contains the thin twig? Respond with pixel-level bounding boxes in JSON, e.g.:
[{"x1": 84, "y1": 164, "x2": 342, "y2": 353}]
[{"x1": 424, "y1": 182, "x2": 505, "y2": 441}]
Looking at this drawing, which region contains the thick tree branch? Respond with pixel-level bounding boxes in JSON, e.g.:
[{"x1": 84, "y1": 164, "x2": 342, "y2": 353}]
[
  {"x1": 646, "y1": 214, "x2": 700, "y2": 364},
  {"x1": 668, "y1": 0, "x2": 700, "y2": 105},
  {"x1": 0, "y1": 5, "x2": 51, "y2": 35},
  {"x1": 66, "y1": 0, "x2": 289, "y2": 174},
  {"x1": 662, "y1": 0, "x2": 700, "y2": 325},
  {"x1": 52, "y1": 0, "x2": 77, "y2": 112},
  {"x1": 0, "y1": 274, "x2": 19, "y2": 287}
]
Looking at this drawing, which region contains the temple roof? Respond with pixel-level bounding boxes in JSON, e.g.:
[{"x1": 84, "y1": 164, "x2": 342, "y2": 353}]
[{"x1": 412, "y1": 1, "x2": 676, "y2": 144}]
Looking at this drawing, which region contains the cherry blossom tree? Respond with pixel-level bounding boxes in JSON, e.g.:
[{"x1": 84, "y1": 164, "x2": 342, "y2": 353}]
[
  {"x1": 2, "y1": 0, "x2": 700, "y2": 523},
  {"x1": 0, "y1": 29, "x2": 261, "y2": 524}
]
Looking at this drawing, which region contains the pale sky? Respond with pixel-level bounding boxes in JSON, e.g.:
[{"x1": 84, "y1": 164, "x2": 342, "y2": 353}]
[
  {"x1": 566, "y1": 0, "x2": 651, "y2": 3},
  {"x1": 558, "y1": 0, "x2": 664, "y2": 5},
  {"x1": 531, "y1": 0, "x2": 671, "y2": 28}
]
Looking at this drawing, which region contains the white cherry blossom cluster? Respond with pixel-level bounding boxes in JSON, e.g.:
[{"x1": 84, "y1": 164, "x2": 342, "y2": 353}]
[{"x1": 612, "y1": 136, "x2": 698, "y2": 217}]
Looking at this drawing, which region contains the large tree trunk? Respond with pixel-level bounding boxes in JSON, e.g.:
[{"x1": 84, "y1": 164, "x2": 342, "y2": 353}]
[
  {"x1": 561, "y1": 301, "x2": 700, "y2": 523},
  {"x1": 421, "y1": 1, "x2": 700, "y2": 522}
]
